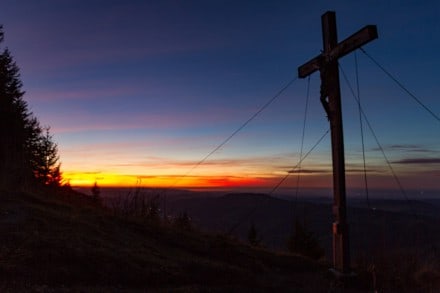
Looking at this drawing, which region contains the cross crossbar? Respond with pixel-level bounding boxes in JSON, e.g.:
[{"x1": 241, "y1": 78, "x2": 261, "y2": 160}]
[{"x1": 298, "y1": 25, "x2": 377, "y2": 78}]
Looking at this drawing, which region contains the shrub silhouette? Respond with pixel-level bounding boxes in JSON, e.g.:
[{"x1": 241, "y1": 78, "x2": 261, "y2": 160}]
[
  {"x1": 109, "y1": 186, "x2": 161, "y2": 223},
  {"x1": 173, "y1": 211, "x2": 192, "y2": 231},
  {"x1": 91, "y1": 181, "x2": 102, "y2": 205},
  {"x1": 247, "y1": 222, "x2": 261, "y2": 247},
  {"x1": 287, "y1": 218, "x2": 324, "y2": 260}
]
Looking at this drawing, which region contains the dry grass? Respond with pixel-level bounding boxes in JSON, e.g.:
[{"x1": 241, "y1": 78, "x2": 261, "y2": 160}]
[
  {"x1": 354, "y1": 248, "x2": 440, "y2": 292},
  {"x1": 2, "y1": 189, "x2": 436, "y2": 292},
  {"x1": 0, "y1": 189, "x2": 331, "y2": 292}
]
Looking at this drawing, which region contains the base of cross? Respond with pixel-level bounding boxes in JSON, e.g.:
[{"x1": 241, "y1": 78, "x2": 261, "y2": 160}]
[
  {"x1": 328, "y1": 268, "x2": 357, "y2": 279},
  {"x1": 327, "y1": 268, "x2": 358, "y2": 291}
]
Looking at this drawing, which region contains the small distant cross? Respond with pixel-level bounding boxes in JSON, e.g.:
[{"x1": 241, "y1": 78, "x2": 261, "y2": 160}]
[{"x1": 298, "y1": 11, "x2": 378, "y2": 274}]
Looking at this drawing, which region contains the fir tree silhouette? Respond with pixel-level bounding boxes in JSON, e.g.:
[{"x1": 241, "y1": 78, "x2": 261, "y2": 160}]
[{"x1": 0, "y1": 25, "x2": 62, "y2": 190}]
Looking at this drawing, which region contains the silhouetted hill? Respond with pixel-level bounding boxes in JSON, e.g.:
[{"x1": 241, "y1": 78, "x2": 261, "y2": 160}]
[
  {"x1": 0, "y1": 189, "x2": 335, "y2": 291},
  {"x1": 168, "y1": 192, "x2": 329, "y2": 249},
  {"x1": 168, "y1": 192, "x2": 440, "y2": 259},
  {"x1": 2, "y1": 189, "x2": 438, "y2": 291},
  {"x1": 347, "y1": 197, "x2": 440, "y2": 218}
]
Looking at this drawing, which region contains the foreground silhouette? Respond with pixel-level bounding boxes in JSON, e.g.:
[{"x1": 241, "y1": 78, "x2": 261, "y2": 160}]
[
  {"x1": 0, "y1": 26, "x2": 61, "y2": 191},
  {"x1": 0, "y1": 190, "x2": 332, "y2": 291}
]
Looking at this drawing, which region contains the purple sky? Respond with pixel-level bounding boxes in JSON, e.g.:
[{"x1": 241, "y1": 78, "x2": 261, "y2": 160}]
[{"x1": 0, "y1": 0, "x2": 439, "y2": 194}]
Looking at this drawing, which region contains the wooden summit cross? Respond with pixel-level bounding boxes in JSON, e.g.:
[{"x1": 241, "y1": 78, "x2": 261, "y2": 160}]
[{"x1": 298, "y1": 11, "x2": 378, "y2": 274}]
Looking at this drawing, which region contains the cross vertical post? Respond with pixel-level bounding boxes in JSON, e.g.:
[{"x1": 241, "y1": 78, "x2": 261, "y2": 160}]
[
  {"x1": 322, "y1": 11, "x2": 350, "y2": 274},
  {"x1": 298, "y1": 11, "x2": 378, "y2": 274}
]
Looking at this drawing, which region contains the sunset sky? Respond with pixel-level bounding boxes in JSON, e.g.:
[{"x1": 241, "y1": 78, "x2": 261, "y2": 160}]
[{"x1": 0, "y1": 1, "x2": 439, "y2": 194}]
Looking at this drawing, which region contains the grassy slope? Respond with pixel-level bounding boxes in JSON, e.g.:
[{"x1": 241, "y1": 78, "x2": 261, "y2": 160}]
[{"x1": 0, "y1": 190, "x2": 338, "y2": 292}]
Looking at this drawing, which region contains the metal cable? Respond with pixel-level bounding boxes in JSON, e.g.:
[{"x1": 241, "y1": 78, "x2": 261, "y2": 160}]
[
  {"x1": 339, "y1": 62, "x2": 417, "y2": 217},
  {"x1": 360, "y1": 47, "x2": 440, "y2": 123},
  {"x1": 168, "y1": 76, "x2": 299, "y2": 189},
  {"x1": 354, "y1": 52, "x2": 371, "y2": 209},
  {"x1": 292, "y1": 76, "x2": 311, "y2": 221},
  {"x1": 227, "y1": 128, "x2": 330, "y2": 235}
]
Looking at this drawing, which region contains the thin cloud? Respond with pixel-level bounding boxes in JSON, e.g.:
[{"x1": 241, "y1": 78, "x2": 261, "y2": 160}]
[
  {"x1": 11, "y1": 9, "x2": 227, "y2": 76},
  {"x1": 347, "y1": 168, "x2": 384, "y2": 173},
  {"x1": 288, "y1": 168, "x2": 330, "y2": 174},
  {"x1": 288, "y1": 166, "x2": 384, "y2": 175},
  {"x1": 76, "y1": 171, "x2": 102, "y2": 175},
  {"x1": 28, "y1": 86, "x2": 143, "y2": 102},
  {"x1": 49, "y1": 106, "x2": 251, "y2": 134},
  {"x1": 393, "y1": 158, "x2": 440, "y2": 164},
  {"x1": 371, "y1": 144, "x2": 434, "y2": 153},
  {"x1": 112, "y1": 154, "x2": 293, "y2": 170}
]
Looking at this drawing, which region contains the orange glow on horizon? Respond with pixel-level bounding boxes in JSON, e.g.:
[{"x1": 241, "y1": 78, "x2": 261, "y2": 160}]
[
  {"x1": 64, "y1": 171, "x2": 280, "y2": 189},
  {"x1": 63, "y1": 169, "x2": 439, "y2": 191},
  {"x1": 65, "y1": 172, "x2": 182, "y2": 188},
  {"x1": 63, "y1": 172, "x2": 328, "y2": 190}
]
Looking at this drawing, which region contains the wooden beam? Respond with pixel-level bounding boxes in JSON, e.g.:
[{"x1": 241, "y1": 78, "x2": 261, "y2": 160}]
[
  {"x1": 320, "y1": 11, "x2": 351, "y2": 274},
  {"x1": 296, "y1": 10, "x2": 378, "y2": 275},
  {"x1": 322, "y1": 11, "x2": 338, "y2": 52},
  {"x1": 329, "y1": 25, "x2": 378, "y2": 61},
  {"x1": 298, "y1": 25, "x2": 377, "y2": 78},
  {"x1": 298, "y1": 55, "x2": 320, "y2": 78}
]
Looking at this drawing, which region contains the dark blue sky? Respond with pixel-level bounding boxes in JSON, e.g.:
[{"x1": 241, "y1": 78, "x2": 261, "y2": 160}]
[{"x1": 0, "y1": 0, "x2": 439, "y2": 191}]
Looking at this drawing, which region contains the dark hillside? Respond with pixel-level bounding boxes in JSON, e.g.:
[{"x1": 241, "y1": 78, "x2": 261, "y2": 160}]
[
  {"x1": 168, "y1": 193, "x2": 440, "y2": 255},
  {"x1": 0, "y1": 190, "x2": 336, "y2": 292},
  {"x1": 168, "y1": 192, "x2": 440, "y2": 291}
]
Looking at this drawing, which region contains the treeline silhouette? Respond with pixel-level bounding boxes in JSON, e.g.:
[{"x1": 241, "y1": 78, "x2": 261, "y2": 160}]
[{"x1": 0, "y1": 26, "x2": 61, "y2": 191}]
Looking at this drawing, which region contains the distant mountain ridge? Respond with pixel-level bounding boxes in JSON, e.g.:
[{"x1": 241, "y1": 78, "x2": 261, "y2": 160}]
[{"x1": 168, "y1": 192, "x2": 440, "y2": 258}]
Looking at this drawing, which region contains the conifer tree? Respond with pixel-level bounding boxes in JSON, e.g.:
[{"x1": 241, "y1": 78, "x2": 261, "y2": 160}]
[
  {"x1": 0, "y1": 27, "x2": 29, "y2": 189},
  {"x1": 32, "y1": 127, "x2": 62, "y2": 186},
  {"x1": 0, "y1": 25, "x2": 62, "y2": 190}
]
